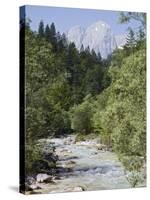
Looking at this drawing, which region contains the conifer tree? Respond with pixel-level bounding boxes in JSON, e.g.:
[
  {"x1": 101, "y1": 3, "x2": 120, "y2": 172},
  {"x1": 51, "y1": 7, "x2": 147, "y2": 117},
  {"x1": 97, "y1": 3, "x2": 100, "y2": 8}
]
[
  {"x1": 45, "y1": 24, "x2": 51, "y2": 42},
  {"x1": 50, "y1": 22, "x2": 56, "y2": 36},
  {"x1": 50, "y1": 22, "x2": 57, "y2": 50},
  {"x1": 97, "y1": 52, "x2": 102, "y2": 62},
  {"x1": 38, "y1": 20, "x2": 45, "y2": 38},
  {"x1": 80, "y1": 44, "x2": 84, "y2": 52},
  {"x1": 126, "y1": 28, "x2": 136, "y2": 49}
]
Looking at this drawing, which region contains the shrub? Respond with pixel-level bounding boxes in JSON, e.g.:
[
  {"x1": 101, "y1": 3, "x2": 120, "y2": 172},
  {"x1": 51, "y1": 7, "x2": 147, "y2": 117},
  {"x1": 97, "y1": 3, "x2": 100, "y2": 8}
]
[{"x1": 70, "y1": 97, "x2": 93, "y2": 134}]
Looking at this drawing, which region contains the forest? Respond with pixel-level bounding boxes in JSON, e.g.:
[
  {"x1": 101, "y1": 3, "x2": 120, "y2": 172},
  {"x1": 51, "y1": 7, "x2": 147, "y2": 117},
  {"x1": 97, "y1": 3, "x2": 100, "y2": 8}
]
[{"x1": 20, "y1": 12, "x2": 146, "y2": 192}]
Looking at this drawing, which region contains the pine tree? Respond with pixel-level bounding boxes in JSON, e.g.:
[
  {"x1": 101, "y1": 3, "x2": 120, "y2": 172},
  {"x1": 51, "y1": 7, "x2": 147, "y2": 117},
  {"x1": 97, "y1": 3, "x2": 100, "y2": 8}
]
[
  {"x1": 50, "y1": 22, "x2": 57, "y2": 51},
  {"x1": 38, "y1": 20, "x2": 45, "y2": 38},
  {"x1": 45, "y1": 24, "x2": 51, "y2": 42},
  {"x1": 136, "y1": 27, "x2": 146, "y2": 50},
  {"x1": 85, "y1": 46, "x2": 90, "y2": 54},
  {"x1": 56, "y1": 32, "x2": 65, "y2": 52},
  {"x1": 126, "y1": 28, "x2": 136, "y2": 48},
  {"x1": 124, "y1": 28, "x2": 136, "y2": 54},
  {"x1": 97, "y1": 52, "x2": 102, "y2": 62},
  {"x1": 61, "y1": 33, "x2": 68, "y2": 48},
  {"x1": 80, "y1": 44, "x2": 84, "y2": 52},
  {"x1": 50, "y1": 22, "x2": 56, "y2": 36},
  {"x1": 91, "y1": 49, "x2": 98, "y2": 63}
]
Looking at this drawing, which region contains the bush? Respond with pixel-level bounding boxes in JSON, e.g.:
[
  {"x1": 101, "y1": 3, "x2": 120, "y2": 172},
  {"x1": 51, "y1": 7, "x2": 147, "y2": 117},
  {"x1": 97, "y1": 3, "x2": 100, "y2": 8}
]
[
  {"x1": 25, "y1": 141, "x2": 57, "y2": 176},
  {"x1": 25, "y1": 143, "x2": 43, "y2": 175},
  {"x1": 92, "y1": 89, "x2": 112, "y2": 146},
  {"x1": 120, "y1": 155, "x2": 146, "y2": 187},
  {"x1": 70, "y1": 97, "x2": 93, "y2": 134}
]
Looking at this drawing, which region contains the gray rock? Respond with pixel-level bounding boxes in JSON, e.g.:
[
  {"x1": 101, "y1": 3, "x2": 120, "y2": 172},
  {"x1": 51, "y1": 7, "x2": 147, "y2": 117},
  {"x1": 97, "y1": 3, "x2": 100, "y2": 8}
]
[
  {"x1": 64, "y1": 186, "x2": 84, "y2": 192},
  {"x1": 26, "y1": 176, "x2": 36, "y2": 185},
  {"x1": 36, "y1": 173, "x2": 56, "y2": 184},
  {"x1": 72, "y1": 186, "x2": 85, "y2": 192},
  {"x1": 30, "y1": 184, "x2": 42, "y2": 190},
  {"x1": 36, "y1": 173, "x2": 49, "y2": 183}
]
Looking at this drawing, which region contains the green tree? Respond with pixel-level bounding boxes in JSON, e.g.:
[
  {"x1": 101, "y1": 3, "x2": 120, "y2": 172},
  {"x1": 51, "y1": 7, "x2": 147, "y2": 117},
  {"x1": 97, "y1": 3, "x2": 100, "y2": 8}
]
[
  {"x1": 70, "y1": 97, "x2": 93, "y2": 134},
  {"x1": 80, "y1": 44, "x2": 84, "y2": 52},
  {"x1": 119, "y1": 12, "x2": 146, "y2": 30},
  {"x1": 45, "y1": 24, "x2": 51, "y2": 42},
  {"x1": 38, "y1": 20, "x2": 45, "y2": 38},
  {"x1": 125, "y1": 28, "x2": 136, "y2": 49},
  {"x1": 50, "y1": 22, "x2": 57, "y2": 51}
]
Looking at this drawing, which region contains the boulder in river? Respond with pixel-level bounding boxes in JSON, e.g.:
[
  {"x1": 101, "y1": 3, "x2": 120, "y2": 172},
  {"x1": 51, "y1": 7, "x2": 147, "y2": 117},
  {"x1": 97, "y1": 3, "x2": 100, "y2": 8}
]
[
  {"x1": 72, "y1": 186, "x2": 85, "y2": 192},
  {"x1": 26, "y1": 176, "x2": 36, "y2": 185},
  {"x1": 30, "y1": 184, "x2": 42, "y2": 190},
  {"x1": 36, "y1": 173, "x2": 50, "y2": 183},
  {"x1": 64, "y1": 186, "x2": 84, "y2": 192}
]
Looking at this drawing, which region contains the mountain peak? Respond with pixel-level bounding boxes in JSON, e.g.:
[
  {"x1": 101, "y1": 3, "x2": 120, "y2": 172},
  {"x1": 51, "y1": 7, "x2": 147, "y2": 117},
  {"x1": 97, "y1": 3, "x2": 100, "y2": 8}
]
[
  {"x1": 66, "y1": 20, "x2": 117, "y2": 58},
  {"x1": 90, "y1": 20, "x2": 110, "y2": 28}
]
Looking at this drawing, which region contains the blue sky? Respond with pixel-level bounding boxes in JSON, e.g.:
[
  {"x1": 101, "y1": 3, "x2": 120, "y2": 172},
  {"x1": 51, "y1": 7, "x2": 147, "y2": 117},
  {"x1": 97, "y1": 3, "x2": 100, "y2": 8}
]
[{"x1": 24, "y1": 5, "x2": 141, "y2": 36}]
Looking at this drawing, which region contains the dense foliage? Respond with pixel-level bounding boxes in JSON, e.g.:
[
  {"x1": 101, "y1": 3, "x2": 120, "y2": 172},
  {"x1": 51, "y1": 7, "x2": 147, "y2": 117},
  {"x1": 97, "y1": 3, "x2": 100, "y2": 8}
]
[{"x1": 21, "y1": 12, "x2": 146, "y2": 186}]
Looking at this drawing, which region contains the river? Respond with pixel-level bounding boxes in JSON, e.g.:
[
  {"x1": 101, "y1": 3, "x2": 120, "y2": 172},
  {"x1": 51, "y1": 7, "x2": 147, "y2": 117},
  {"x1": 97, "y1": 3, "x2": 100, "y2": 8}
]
[{"x1": 33, "y1": 135, "x2": 131, "y2": 194}]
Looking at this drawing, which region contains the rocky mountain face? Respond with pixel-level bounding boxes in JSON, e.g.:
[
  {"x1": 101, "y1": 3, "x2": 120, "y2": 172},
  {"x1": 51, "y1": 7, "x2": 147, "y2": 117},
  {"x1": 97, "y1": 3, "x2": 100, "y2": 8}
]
[{"x1": 66, "y1": 21, "x2": 126, "y2": 58}]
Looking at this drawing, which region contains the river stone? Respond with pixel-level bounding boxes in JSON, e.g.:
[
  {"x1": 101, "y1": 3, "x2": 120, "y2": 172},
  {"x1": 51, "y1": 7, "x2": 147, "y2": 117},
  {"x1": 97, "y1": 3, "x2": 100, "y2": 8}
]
[
  {"x1": 64, "y1": 186, "x2": 84, "y2": 192},
  {"x1": 36, "y1": 173, "x2": 50, "y2": 183},
  {"x1": 26, "y1": 176, "x2": 36, "y2": 185},
  {"x1": 92, "y1": 151, "x2": 98, "y2": 155},
  {"x1": 72, "y1": 186, "x2": 84, "y2": 192},
  {"x1": 30, "y1": 184, "x2": 42, "y2": 190}
]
